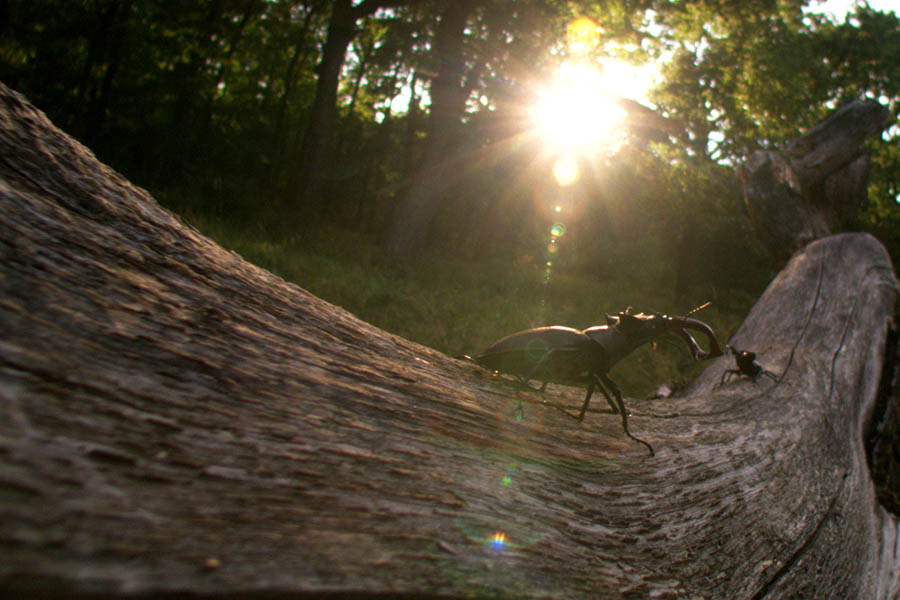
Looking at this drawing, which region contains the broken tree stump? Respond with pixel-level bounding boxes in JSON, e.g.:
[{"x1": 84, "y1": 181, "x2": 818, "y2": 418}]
[
  {"x1": 739, "y1": 99, "x2": 892, "y2": 259},
  {"x1": 2, "y1": 82, "x2": 900, "y2": 598}
]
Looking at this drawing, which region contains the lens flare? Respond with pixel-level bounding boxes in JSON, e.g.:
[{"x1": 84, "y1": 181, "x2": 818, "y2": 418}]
[
  {"x1": 533, "y1": 63, "x2": 626, "y2": 154},
  {"x1": 533, "y1": 19, "x2": 659, "y2": 155},
  {"x1": 524, "y1": 337, "x2": 550, "y2": 363},
  {"x1": 566, "y1": 17, "x2": 599, "y2": 54},
  {"x1": 552, "y1": 155, "x2": 579, "y2": 186},
  {"x1": 453, "y1": 516, "x2": 551, "y2": 554},
  {"x1": 513, "y1": 403, "x2": 525, "y2": 421},
  {"x1": 502, "y1": 465, "x2": 517, "y2": 486},
  {"x1": 550, "y1": 223, "x2": 566, "y2": 238},
  {"x1": 495, "y1": 395, "x2": 544, "y2": 440}
]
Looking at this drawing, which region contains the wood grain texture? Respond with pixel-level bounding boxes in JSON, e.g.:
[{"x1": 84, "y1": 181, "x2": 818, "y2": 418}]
[{"x1": 1, "y1": 82, "x2": 899, "y2": 599}]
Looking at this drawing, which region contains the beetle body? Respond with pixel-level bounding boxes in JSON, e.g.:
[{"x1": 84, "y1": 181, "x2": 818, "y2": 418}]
[
  {"x1": 719, "y1": 346, "x2": 778, "y2": 384},
  {"x1": 476, "y1": 326, "x2": 610, "y2": 389},
  {"x1": 475, "y1": 306, "x2": 723, "y2": 456}
]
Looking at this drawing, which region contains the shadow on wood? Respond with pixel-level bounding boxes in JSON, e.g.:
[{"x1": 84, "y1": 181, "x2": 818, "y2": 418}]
[{"x1": 1, "y1": 82, "x2": 899, "y2": 598}]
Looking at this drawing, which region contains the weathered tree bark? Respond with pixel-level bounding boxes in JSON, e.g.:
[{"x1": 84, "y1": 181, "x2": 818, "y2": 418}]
[
  {"x1": 738, "y1": 100, "x2": 892, "y2": 259},
  {"x1": 2, "y1": 82, "x2": 900, "y2": 598}
]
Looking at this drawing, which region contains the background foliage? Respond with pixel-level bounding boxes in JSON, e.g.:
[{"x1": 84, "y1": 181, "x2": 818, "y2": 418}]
[{"x1": 2, "y1": 0, "x2": 898, "y2": 395}]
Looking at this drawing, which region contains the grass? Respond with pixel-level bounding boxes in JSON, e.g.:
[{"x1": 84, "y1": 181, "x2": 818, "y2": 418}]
[{"x1": 177, "y1": 209, "x2": 763, "y2": 398}]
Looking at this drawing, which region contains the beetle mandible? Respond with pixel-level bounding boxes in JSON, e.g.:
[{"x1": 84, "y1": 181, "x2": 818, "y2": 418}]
[{"x1": 474, "y1": 304, "x2": 723, "y2": 456}]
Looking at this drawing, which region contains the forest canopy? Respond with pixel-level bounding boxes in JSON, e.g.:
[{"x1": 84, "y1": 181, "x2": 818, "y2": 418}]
[{"x1": 2, "y1": 0, "x2": 899, "y2": 354}]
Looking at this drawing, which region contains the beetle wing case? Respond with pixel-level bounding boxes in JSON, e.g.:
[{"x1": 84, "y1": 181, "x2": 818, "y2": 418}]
[{"x1": 475, "y1": 326, "x2": 607, "y2": 386}]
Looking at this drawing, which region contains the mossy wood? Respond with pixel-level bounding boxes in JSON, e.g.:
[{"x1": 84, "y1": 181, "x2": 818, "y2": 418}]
[{"x1": 2, "y1": 82, "x2": 899, "y2": 598}]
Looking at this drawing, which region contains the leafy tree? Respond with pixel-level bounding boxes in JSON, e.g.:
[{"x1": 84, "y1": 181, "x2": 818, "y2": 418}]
[
  {"x1": 291, "y1": 0, "x2": 429, "y2": 223},
  {"x1": 2, "y1": 0, "x2": 898, "y2": 286},
  {"x1": 647, "y1": 1, "x2": 900, "y2": 268}
]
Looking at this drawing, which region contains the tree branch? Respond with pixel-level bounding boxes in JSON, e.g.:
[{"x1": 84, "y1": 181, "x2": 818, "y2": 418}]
[{"x1": 739, "y1": 99, "x2": 892, "y2": 259}]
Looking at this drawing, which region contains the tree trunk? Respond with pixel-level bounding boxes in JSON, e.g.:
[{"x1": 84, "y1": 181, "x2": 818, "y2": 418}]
[
  {"x1": 385, "y1": 0, "x2": 478, "y2": 259},
  {"x1": 292, "y1": 0, "x2": 420, "y2": 220},
  {"x1": 738, "y1": 100, "x2": 891, "y2": 259},
  {"x1": 201, "y1": 0, "x2": 262, "y2": 140},
  {"x1": 75, "y1": 0, "x2": 135, "y2": 148},
  {"x1": 273, "y1": 4, "x2": 323, "y2": 177},
  {"x1": 292, "y1": 0, "x2": 358, "y2": 218},
  {"x1": 2, "y1": 82, "x2": 900, "y2": 598}
]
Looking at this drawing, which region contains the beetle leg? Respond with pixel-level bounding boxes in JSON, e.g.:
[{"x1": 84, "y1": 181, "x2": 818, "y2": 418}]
[
  {"x1": 577, "y1": 378, "x2": 621, "y2": 420},
  {"x1": 719, "y1": 369, "x2": 736, "y2": 386},
  {"x1": 512, "y1": 375, "x2": 543, "y2": 394},
  {"x1": 510, "y1": 371, "x2": 552, "y2": 394},
  {"x1": 577, "y1": 381, "x2": 595, "y2": 421},
  {"x1": 578, "y1": 376, "x2": 619, "y2": 421},
  {"x1": 718, "y1": 368, "x2": 779, "y2": 386},
  {"x1": 596, "y1": 373, "x2": 654, "y2": 457},
  {"x1": 761, "y1": 369, "x2": 780, "y2": 381}
]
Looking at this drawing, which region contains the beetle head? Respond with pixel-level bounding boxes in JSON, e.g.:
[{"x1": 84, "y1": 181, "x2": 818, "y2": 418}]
[
  {"x1": 605, "y1": 306, "x2": 634, "y2": 326},
  {"x1": 609, "y1": 306, "x2": 723, "y2": 360},
  {"x1": 726, "y1": 345, "x2": 756, "y2": 361},
  {"x1": 612, "y1": 310, "x2": 672, "y2": 341}
]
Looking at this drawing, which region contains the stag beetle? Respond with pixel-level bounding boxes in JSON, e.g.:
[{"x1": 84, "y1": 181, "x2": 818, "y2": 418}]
[
  {"x1": 719, "y1": 346, "x2": 778, "y2": 385},
  {"x1": 475, "y1": 304, "x2": 723, "y2": 456}
]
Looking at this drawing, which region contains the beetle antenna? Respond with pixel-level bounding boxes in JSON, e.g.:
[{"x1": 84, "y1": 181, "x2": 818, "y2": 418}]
[{"x1": 685, "y1": 301, "x2": 711, "y2": 317}]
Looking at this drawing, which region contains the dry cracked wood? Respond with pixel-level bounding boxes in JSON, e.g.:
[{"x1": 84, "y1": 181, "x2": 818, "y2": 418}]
[{"x1": 1, "y1": 82, "x2": 900, "y2": 599}]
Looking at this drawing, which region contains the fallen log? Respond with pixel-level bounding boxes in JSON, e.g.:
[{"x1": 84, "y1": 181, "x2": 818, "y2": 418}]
[{"x1": 1, "y1": 82, "x2": 899, "y2": 598}]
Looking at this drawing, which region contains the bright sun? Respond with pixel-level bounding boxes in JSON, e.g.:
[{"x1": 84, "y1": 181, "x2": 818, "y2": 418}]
[
  {"x1": 531, "y1": 18, "x2": 660, "y2": 185},
  {"x1": 531, "y1": 59, "x2": 658, "y2": 185},
  {"x1": 533, "y1": 61, "x2": 644, "y2": 153}
]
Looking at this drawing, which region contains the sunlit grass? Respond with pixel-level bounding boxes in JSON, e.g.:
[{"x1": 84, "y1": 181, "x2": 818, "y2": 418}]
[{"x1": 178, "y1": 211, "x2": 755, "y2": 398}]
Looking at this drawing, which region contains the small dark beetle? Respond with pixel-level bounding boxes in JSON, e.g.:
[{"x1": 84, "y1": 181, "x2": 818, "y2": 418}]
[
  {"x1": 719, "y1": 346, "x2": 778, "y2": 385},
  {"x1": 475, "y1": 304, "x2": 723, "y2": 456}
]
